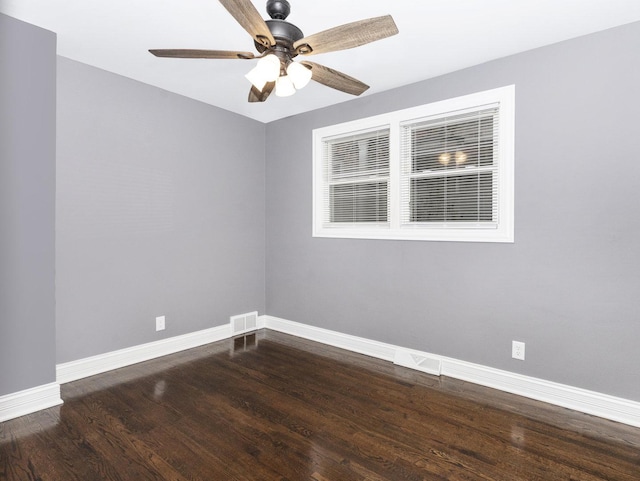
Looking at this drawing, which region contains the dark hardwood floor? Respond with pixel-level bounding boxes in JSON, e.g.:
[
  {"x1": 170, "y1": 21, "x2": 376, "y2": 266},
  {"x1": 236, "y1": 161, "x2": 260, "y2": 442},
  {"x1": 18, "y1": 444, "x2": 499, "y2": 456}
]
[{"x1": 1, "y1": 330, "x2": 639, "y2": 480}]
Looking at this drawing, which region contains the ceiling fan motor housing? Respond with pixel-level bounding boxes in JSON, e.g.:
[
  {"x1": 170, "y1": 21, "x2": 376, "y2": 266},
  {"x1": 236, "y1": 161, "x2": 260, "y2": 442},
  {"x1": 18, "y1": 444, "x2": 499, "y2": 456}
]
[
  {"x1": 255, "y1": 19, "x2": 304, "y2": 66},
  {"x1": 262, "y1": 0, "x2": 304, "y2": 58}
]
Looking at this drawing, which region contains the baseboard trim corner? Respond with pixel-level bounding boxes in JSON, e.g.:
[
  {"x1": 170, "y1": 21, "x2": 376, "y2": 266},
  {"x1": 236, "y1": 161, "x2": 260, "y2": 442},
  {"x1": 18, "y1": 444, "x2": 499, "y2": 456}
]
[
  {"x1": 0, "y1": 382, "x2": 63, "y2": 423},
  {"x1": 261, "y1": 315, "x2": 640, "y2": 428}
]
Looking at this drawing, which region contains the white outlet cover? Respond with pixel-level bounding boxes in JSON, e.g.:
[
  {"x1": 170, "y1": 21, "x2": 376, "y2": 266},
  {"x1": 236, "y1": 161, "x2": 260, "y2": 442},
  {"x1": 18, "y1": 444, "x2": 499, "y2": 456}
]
[
  {"x1": 512, "y1": 340, "x2": 525, "y2": 360},
  {"x1": 156, "y1": 315, "x2": 166, "y2": 331}
]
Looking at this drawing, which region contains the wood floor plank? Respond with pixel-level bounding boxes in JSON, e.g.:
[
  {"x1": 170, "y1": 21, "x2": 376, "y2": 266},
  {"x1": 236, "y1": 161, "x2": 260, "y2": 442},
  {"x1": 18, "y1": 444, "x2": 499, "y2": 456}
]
[{"x1": 2, "y1": 330, "x2": 639, "y2": 481}]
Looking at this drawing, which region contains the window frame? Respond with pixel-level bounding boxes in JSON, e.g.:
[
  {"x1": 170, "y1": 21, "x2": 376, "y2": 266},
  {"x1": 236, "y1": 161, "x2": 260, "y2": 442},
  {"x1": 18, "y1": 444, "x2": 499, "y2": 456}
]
[{"x1": 312, "y1": 85, "x2": 515, "y2": 243}]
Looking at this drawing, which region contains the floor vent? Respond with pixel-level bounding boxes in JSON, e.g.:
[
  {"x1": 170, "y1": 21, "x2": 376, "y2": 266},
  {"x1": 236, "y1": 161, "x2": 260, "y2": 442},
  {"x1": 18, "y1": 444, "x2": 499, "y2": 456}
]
[
  {"x1": 393, "y1": 349, "x2": 442, "y2": 376},
  {"x1": 230, "y1": 311, "x2": 259, "y2": 336}
]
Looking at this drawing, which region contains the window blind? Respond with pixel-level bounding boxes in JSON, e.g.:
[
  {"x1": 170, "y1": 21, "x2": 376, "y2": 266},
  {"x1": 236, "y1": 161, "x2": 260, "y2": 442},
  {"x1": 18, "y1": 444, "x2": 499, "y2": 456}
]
[
  {"x1": 400, "y1": 107, "x2": 500, "y2": 227},
  {"x1": 322, "y1": 128, "x2": 390, "y2": 226}
]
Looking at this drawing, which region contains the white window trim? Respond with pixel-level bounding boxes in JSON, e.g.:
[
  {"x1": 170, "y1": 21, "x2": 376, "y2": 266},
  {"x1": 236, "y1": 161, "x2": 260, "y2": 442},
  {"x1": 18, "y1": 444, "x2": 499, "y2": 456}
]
[{"x1": 312, "y1": 85, "x2": 515, "y2": 243}]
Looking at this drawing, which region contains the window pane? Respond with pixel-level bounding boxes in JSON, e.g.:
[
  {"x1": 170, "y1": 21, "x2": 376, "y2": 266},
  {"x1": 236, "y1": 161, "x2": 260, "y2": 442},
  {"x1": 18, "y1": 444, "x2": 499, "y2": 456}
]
[
  {"x1": 329, "y1": 133, "x2": 389, "y2": 179},
  {"x1": 411, "y1": 116, "x2": 495, "y2": 173},
  {"x1": 331, "y1": 182, "x2": 388, "y2": 223},
  {"x1": 410, "y1": 172, "x2": 493, "y2": 222}
]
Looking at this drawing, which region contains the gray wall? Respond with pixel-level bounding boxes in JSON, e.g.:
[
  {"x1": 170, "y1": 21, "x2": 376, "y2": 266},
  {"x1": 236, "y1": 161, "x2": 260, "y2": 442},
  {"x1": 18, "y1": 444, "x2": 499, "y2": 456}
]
[
  {"x1": 265, "y1": 22, "x2": 640, "y2": 401},
  {"x1": 0, "y1": 15, "x2": 57, "y2": 396},
  {"x1": 56, "y1": 58, "x2": 266, "y2": 363}
]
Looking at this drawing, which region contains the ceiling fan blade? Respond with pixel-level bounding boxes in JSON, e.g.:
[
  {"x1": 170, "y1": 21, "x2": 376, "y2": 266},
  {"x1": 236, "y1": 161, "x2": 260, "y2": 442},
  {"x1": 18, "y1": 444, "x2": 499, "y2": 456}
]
[
  {"x1": 294, "y1": 15, "x2": 398, "y2": 55},
  {"x1": 301, "y1": 61, "x2": 369, "y2": 96},
  {"x1": 218, "y1": 0, "x2": 275, "y2": 47},
  {"x1": 248, "y1": 81, "x2": 275, "y2": 102},
  {"x1": 149, "y1": 49, "x2": 255, "y2": 59}
]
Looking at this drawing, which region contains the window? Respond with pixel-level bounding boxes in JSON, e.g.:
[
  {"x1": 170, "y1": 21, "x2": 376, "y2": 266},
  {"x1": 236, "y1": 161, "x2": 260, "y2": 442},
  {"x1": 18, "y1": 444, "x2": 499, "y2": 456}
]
[
  {"x1": 400, "y1": 108, "x2": 498, "y2": 226},
  {"x1": 323, "y1": 128, "x2": 390, "y2": 225},
  {"x1": 313, "y1": 86, "x2": 514, "y2": 242}
]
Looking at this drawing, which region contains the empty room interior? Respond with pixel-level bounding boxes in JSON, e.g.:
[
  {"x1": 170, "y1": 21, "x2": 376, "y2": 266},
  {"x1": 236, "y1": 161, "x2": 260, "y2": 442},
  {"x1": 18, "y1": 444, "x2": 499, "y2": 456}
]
[{"x1": 1, "y1": 1, "x2": 640, "y2": 479}]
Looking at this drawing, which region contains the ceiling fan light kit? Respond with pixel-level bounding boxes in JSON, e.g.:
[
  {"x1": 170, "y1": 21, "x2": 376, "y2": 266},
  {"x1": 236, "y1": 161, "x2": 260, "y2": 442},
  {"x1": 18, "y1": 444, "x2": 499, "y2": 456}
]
[
  {"x1": 150, "y1": 0, "x2": 398, "y2": 103},
  {"x1": 286, "y1": 61, "x2": 312, "y2": 89},
  {"x1": 275, "y1": 74, "x2": 296, "y2": 97},
  {"x1": 245, "y1": 53, "x2": 281, "y2": 91}
]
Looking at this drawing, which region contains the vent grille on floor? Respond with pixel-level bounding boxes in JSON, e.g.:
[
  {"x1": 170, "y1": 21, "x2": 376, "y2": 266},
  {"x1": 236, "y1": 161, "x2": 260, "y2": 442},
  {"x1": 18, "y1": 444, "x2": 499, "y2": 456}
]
[
  {"x1": 230, "y1": 311, "x2": 259, "y2": 335},
  {"x1": 393, "y1": 349, "x2": 442, "y2": 376}
]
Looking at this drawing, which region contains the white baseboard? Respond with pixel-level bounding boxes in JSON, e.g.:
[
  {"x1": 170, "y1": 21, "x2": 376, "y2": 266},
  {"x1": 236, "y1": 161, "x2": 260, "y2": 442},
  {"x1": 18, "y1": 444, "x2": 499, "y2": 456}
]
[
  {"x1": 49, "y1": 314, "x2": 640, "y2": 428},
  {"x1": 261, "y1": 315, "x2": 640, "y2": 428},
  {"x1": 0, "y1": 382, "x2": 63, "y2": 423},
  {"x1": 264, "y1": 315, "x2": 398, "y2": 361},
  {"x1": 440, "y1": 356, "x2": 640, "y2": 428},
  {"x1": 57, "y1": 324, "x2": 231, "y2": 384}
]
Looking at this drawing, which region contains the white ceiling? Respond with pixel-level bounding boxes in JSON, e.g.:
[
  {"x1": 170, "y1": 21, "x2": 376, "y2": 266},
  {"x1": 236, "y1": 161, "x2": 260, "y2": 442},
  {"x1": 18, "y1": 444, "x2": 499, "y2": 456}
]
[{"x1": 3, "y1": 0, "x2": 640, "y2": 123}]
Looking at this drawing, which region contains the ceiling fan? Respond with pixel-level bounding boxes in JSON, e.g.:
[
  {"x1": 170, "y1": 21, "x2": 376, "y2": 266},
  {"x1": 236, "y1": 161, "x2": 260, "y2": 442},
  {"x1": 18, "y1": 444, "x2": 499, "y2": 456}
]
[{"x1": 149, "y1": 0, "x2": 399, "y2": 102}]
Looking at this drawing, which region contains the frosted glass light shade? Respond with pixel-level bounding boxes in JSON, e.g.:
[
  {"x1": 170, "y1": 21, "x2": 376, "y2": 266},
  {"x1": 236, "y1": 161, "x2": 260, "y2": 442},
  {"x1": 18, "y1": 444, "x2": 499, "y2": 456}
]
[
  {"x1": 245, "y1": 54, "x2": 281, "y2": 91},
  {"x1": 275, "y1": 75, "x2": 295, "y2": 97},
  {"x1": 245, "y1": 66, "x2": 267, "y2": 91},
  {"x1": 258, "y1": 54, "x2": 281, "y2": 81},
  {"x1": 287, "y1": 62, "x2": 312, "y2": 89}
]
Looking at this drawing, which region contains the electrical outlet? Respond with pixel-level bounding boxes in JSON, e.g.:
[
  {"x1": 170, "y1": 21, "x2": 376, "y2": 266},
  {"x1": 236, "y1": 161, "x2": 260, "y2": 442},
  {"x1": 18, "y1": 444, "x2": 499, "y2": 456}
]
[
  {"x1": 156, "y1": 315, "x2": 166, "y2": 331},
  {"x1": 512, "y1": 340, "x2": 525, "y2": 360}
]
